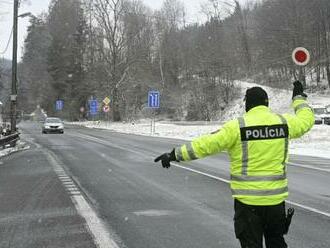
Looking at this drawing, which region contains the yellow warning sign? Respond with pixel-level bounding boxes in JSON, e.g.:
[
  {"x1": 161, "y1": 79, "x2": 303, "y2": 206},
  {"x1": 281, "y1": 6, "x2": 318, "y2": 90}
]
[{"x1": 103, "y1": 97, "x2": 110, "y2": 105}]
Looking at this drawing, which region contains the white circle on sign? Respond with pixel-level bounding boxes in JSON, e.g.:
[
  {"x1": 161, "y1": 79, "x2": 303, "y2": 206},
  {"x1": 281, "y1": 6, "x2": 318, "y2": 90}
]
[
  {"x1": 103, "y1": 105, "x2": 110, "y2": 113},
  {"x1": 292, "y1": 47, "x2": 310, "y2": 66}
]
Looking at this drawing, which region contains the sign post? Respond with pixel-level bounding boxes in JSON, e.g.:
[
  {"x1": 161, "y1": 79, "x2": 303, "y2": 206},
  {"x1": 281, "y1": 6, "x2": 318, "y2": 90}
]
[
  {"x1": 103, "y1": 97, "x2": 111, "y2": 106},
  {"x1": 148, "y1": 91, "x2": 160, "y2": 135},
  {"x1": 292, "y1": 47, "x2": 310, "y2": 66},
  {"x1": 89, "y1": 100, "x2": 99, "y2": 121},
  {"x1": 103, "y1": 105, "x2": 110, "y2": 127},
  {"x1": 55, "y1": 100, "x2": 64, "y2": 111},
  {"x1": 79, "y1": 107, "x2": 85, "y2": 121},
  {"x1": 148, "y1": 91, "x2": 160, "y2": 109},
  {"x1": 103, "y1": 105, "x2": 110, "y2": 113},
  {"x1": 103, "y1": 97, "x2": 111, "y2": 128},
  {"x1": 292, "y1": 47, "x2": 310, "y2": 86}
]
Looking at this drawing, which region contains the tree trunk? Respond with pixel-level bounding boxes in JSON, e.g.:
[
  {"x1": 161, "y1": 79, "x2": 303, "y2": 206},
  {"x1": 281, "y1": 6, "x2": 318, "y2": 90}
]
[
  {"x1": 320, "y1": 11, "x2": 330, "y2": 87},
  {"x1": 235, "y1": 1, "x2": 251, "y2": 75},
  {"x1": 316, "y1": 24, "x2": 321, "y2": 83},
  {"x1": 112, "y1": 87, "x2": 121, "y2": 122},
  {"x1": 326, "y1": 66, "x2": 330, "y2": 88}
]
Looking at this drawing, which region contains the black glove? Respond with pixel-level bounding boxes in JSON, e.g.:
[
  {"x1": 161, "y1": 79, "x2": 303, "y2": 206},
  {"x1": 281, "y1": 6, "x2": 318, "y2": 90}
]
[
  {"x1": 292, "y1": 81, "x2": 307, "y2": 99},
  {"x1": 154, "y1": 149, "x2": 177, "y2": 169}
]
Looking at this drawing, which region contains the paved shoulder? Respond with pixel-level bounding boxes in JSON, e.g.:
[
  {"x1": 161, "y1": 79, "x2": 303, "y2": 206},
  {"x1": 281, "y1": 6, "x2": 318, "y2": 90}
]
[{"x1": 0, "y1": 145, "x2": 97, "y2": 248}]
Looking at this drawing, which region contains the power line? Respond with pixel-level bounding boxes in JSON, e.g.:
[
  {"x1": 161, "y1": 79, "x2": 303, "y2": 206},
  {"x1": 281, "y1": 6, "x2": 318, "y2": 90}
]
[{"x1": 0, "y1": 26, "x2": 13, "y2": 55}]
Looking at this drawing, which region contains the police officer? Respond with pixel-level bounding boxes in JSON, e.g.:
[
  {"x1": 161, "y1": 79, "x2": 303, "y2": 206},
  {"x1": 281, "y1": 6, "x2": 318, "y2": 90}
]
[{"x1": 154, "y1": 81, "x2": 314, "y2": 248}]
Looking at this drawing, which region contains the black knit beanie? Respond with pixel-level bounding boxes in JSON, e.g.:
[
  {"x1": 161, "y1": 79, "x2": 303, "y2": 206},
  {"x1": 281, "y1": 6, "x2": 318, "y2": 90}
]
[{"x1": 245, "y1": 87, "x2": 269, "y2": 112}]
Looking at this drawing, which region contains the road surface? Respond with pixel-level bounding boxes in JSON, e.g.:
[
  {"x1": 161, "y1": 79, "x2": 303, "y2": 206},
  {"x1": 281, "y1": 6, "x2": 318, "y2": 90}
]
[{"x1": 1, "y1": 121, "x2": 329, "y2": 248}]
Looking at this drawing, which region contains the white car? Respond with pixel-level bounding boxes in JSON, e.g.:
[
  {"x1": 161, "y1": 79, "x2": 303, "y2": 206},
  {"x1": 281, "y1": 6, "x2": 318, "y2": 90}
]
[
  {"x1": 42, "y1": 117, "x2": 64, "y2": 134},
  {"x1": 312, "y1": 105, "x2": 330, "y2": 125}
]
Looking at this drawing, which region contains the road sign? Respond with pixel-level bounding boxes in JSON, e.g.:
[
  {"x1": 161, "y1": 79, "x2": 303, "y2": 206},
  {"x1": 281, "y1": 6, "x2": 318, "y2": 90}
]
[
  {"x1": 103, "y1": 97, "x2": 110, "y2": 105},
  {"x1": 148, "y1": 91, "x2": 160, "y2": 108},
  {"x1": 292, "y1": 47, "x2": 310, "y2": 66},
  {"x1": 103, "y1": 105, "x2": 110, "y2": 113},
  {"x1": 56, "y1": 100, "x2": 64, "y2": 111},
  {"x1": 89, "y1": 100, "x2": 99, "y2": 115}
]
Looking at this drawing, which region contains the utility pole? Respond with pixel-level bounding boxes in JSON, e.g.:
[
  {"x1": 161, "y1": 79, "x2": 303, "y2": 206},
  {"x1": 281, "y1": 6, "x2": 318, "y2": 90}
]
[{"x1": 10, "y1": 0, "x2": 18, "y2": 133}]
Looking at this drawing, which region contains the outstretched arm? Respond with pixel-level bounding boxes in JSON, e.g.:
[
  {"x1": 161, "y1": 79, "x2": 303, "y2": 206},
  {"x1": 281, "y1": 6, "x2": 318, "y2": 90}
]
[
  {"x1": 283, "y1": 81, "x2": 315, "y2": 139},
  {"x1": 174, "y1": 120, "x2": 239, "y2": 162},
  {"x1": 154, "y1": 120, "x2": 238, "y2": 167}
]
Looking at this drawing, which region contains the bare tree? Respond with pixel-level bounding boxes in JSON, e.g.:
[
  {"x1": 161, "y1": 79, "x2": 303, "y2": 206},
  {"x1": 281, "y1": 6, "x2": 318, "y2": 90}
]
[{"x1": 93, "y1": 0, "x2": 132, "y2": 121}]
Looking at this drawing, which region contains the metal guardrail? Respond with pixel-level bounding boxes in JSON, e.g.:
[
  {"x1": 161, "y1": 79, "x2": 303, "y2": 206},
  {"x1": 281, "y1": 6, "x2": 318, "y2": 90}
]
[{"x1": 0, "y1": 132, "x2": 20, "y2": 149}]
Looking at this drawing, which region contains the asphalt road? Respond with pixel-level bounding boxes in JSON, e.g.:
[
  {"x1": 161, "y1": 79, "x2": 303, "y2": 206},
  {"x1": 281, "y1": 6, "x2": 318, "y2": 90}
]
[{"x1": 2, "y1": 121, "x2": 330, "y2": 248}]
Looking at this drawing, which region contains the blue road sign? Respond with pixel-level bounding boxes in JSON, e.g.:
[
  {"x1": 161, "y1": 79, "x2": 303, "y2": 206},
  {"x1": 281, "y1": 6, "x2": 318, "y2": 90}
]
[
  {"x1": 148, "y1": 91, "x2": 160, "y2": 108},
  {"x1": 89, "y1": 100, "x2": 99, "y2": 115},
  {"x1": 55, "y1": 100, "x2": 64, "y2": 111}
]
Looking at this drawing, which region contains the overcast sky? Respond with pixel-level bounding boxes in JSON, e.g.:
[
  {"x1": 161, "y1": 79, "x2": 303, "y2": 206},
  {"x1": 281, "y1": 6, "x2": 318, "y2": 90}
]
[{"x1": 0, "y1": 0, "x2": 248, "y2": 61}]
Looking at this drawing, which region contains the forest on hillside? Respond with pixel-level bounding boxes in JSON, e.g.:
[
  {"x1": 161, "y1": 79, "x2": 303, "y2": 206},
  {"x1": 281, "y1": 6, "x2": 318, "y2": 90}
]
[{"x1": 13, "y1": 0, "x2": 330, "y2": 121}]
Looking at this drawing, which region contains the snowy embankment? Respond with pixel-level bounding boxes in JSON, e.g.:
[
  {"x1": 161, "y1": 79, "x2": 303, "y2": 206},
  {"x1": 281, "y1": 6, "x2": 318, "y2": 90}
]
[
  {"x1": 71, "y1": 81, "x2": 330, "y2": 159},
  {"x1": 0, "y1": 141, "x2": 30, "y2": 158}
]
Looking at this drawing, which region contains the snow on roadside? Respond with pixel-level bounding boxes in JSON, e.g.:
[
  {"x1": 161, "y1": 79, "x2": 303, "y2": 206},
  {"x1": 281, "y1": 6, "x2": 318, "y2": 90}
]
[
  {"x1": 71, "y1": 80, "x2": 330, "y2": 159},
  {"x1": 0, "y1": 141, "x2": 30, "y2": 158},
  {"x1": 72, "y1": 120, "x2": 222, "y2": 140},
  {"x1": 71, "y1": 120, "x2": 330, "y2": 159},
  {"x1": 289, "y1": 125, "x2": 330, "y2": 158}
]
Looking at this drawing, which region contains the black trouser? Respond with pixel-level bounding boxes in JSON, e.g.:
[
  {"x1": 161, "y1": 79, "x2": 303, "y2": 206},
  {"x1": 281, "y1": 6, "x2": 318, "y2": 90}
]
[{"x1": 234, "y1": 199, "x2": 288, "y2": 248}]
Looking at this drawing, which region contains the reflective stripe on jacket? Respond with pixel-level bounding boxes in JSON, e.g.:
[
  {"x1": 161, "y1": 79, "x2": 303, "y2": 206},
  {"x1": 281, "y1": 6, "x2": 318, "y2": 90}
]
[{"x1": 175, "y1": 97, "x2": 314, "y2": 206}]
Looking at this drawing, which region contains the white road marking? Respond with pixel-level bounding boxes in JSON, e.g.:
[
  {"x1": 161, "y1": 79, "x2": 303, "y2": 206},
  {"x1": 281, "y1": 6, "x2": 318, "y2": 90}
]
[
  {"x1": 69, "y1": 189, "x2": 81, "y2": 195},
  {"x1": 133, "y1": 210, "x2": 178, "y2": 217},
  {"x1": 72, "y1": 195, "x2": 120, "y2": 248},
  {"x1": 288, "y1": 162, "x2": 330, "y2": 173},
  {"x1": 70, "y1": 133, "x2": 149, "y2": 158},
  {"x1": 45, "y1": 151, "x2": 120, "y2": 248},
  {"x1": 63, "y1": 182, "x2": 75, "y2": 185},
  {"x1": 173, "y1": 163, "x2": 230, "y2": 184},
  {"x1": 65, "y1": 187, "x2": 77, "y2": 190},
  {"x1": 171, "y1": 162, "x2": 330, "y2": 219},
  {"x1": 66, "y1": 186, "x2": 79, "y2": 190},
  {"x1": 61, "y1": 181, "x2": 74, "y2": 184},
  {"x1": 286, "y1": 200, "x2": 330, "y2": 218}
]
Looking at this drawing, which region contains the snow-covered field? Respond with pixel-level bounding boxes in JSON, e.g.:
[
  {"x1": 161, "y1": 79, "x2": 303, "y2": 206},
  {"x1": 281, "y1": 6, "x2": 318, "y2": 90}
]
[{"x1": 71, "y1": 81, "x2": 330, "y2": 159}]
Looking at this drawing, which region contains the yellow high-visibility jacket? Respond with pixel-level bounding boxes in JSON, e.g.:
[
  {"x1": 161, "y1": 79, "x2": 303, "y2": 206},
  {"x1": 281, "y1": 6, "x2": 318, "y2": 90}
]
[{"x1": 175, "y1": 96, "x2": 314, "y2": 206}]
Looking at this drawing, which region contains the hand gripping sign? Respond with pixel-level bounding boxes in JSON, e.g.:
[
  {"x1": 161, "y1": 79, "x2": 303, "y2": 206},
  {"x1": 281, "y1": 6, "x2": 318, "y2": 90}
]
[{"x1": 292, "y1": 47, "x2": 310, "y2": 66}]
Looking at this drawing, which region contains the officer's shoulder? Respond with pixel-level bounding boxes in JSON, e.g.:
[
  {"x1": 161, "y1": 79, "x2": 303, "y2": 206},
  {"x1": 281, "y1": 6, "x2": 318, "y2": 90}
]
[{"x1": 223, "y1": 118, "x2": 240, "y2": 129}]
